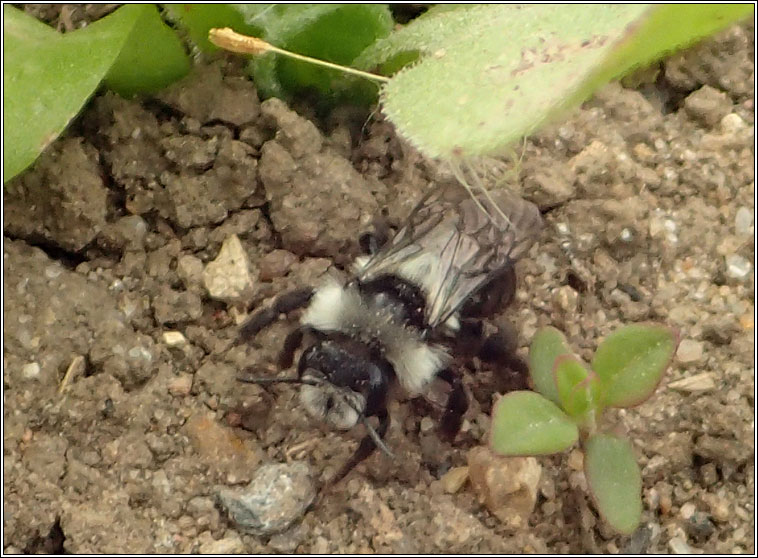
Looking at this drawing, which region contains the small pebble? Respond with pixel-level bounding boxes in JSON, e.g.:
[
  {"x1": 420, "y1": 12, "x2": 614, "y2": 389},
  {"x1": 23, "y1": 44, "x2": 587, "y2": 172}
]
[
  {"x1": 441, "y1": 466, "x2": 469, "y2": 494},
  {"x1": 668, "y1": 537, "x2": 694, "y2": 554},
  {"x1": 699, "y1": 463, "x2": 719, "y2": 486},
  {"x1": 567, "y1": 449, "x2": 584, "y2": 471},
  {"x1": 683, "y1": 85, "x2": 732, "y2": 127},
  {"x1": 268, "y1": 523, "x2": 307, "y2": 553},
  {"x1": 419, "y1": 416, "x2": 435, "y2": 434},
  {"x1": 259, "y1": 250, "x2": 298, "y2": 281},
  {"x1": 734, "y1": 206, "x2": 753, "y2": 236},
  {"x1": 709, "y1": 498, "x2": 730, "y2": 522},
  {"x1": 45, "y1": 264, "x2": 63, "y2": 279},
  {"x1": 552, "y1": 285, "x2": 579, "y2": 313},
  {"x1": 725, "y1": 254, "x2": 751, "y2": 279},
  {"x1": 21, "y1": 362, "x2": 40, "y2": 380},
  {"x1": 720, "y1": 113, "x2": 747, "y2": 133},
  {"x1": 668, "y1": 372, "x2": 715, "y2": 393},
  {"x1": 177, "y1": 254, "x2": 205, "y2": 290},
  {"x1": 676, "y1": 339, "x2": 703, "y2": 363},
  {"x1": 686, "y1": 512, "x2": 716, "y2": 541},
  {"x1": 162, "y1": 331, "x2": 188, "y2": 347},
  {"x1": 168, "y1": 374, "x2": 193, "y2": 396},
  {"x1": 312, "y1": 536, "x2": 329, "y2": 554},
  {"x1": 198, "y1": 534, "x2": 245, "y2": 554},
  {"x1": 679, "y1": 502, "x2": 696, "y2": 520},
  {"x1": 467, "y1": 447, "x2": 541, "y2": 528}
]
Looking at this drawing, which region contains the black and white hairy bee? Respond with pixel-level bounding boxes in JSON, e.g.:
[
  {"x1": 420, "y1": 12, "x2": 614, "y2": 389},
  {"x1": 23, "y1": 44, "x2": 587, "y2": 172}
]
[{"x1": 237, "y1": 182, "x2": 543, "y2": 485}]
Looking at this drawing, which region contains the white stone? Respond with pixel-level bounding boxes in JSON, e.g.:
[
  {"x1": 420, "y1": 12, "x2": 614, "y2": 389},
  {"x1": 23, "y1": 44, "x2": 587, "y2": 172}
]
[
  {"x1": 725, "y1": 254, "x2": 751, "y2": 279},
  {"x1": 668, "y1": 373, "x2": 715, "y2": 393},
  {"x1": 668, "y1": 537, "x2": 694, "y2": 554},
  {"x1": 720, "y1": 113, "x2": 746, "y2": 133},
  {"x1": 735, "y1": 207, "x2": 753, "y2": 236},
  {"x1": 162, "y1": 331, "x2": 188, "y2": 347},
  {"x1": 679, "y1": 502, "x2": 696, "y2": 519},
  {"x1": 22, "y1": 362, "x2": 40, "y2": 379},
  {"x1": 203, "y1": 235, "x2": 254, "y2": 303}
]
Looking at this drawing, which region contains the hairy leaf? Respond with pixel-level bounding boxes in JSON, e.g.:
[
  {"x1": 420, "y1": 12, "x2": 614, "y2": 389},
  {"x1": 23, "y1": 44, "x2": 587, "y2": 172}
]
[{"x1": 358, "y1": 4, "x2": 752, "y2": 159}]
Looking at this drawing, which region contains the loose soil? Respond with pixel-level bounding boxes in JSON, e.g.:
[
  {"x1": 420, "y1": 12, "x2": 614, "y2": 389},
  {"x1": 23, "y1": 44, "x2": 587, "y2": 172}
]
[{"x1": 3, "y1": 17, "x2": 754, "y2": 554}]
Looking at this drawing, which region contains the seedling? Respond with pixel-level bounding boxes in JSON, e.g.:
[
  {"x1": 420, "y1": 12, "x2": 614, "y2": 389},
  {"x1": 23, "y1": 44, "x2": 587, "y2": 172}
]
[{"x1": 489, "y1": 324, "x2": 678, "y2": 535}]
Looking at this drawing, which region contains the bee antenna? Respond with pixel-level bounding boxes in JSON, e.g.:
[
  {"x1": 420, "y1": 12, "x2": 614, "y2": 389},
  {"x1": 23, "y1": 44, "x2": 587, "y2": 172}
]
[
  {"x1": 338, "y1": 394, "x2": 395, "y2": 459},
  {"x1": 361, "y1": 417, "x2": 395, "y2": 458},
  {"x1": 236, "y1": 375, "x2": 321, "y2": 387}
]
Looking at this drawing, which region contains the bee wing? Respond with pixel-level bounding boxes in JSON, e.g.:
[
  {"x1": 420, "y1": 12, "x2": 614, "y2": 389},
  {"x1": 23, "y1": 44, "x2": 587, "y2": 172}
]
[
  {"x1": 357, "y1": 185, "x2": 543, "y2": 328},
  {"x1": 428, "y1": 188, "x2": 543, "y2": 327}
]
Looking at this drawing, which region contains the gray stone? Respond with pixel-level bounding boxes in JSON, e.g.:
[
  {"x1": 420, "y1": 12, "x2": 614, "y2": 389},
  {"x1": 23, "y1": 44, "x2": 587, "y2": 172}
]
[
  {"x1": 683, "y1": 85, "x2": 732, "y2": 127},
  {"x1": 676, "y1": 339, "x2": 704, "y2": 363},
  {"x1": 216, "y1": 462, "x2": 315, "y2": 535}
]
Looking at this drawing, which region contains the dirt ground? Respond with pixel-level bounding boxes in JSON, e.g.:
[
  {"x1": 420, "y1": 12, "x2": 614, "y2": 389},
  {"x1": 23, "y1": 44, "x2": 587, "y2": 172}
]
[{"x1": 3, "y1": 15, "x2": 754, "y2": 555}]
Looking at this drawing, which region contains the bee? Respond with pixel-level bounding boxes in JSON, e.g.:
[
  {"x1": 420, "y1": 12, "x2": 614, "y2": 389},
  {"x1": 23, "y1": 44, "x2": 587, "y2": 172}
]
[{"x1": 237, "y1": 182, "x2": 543, "y2": 485}]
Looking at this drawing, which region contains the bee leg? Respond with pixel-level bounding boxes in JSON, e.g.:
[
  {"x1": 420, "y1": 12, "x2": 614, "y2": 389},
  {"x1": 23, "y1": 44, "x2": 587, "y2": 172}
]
[
  {"x1": 436, "y1": 368, "x2": 468, "y2": 442},
  {"x1": 278, "y1": 326, "x2": 314, "y2": 369},
  {"x1": 456, "y1": 318, "x2": 529, "y2": 391},
  {"x1": 478, "y1": 325, "x2": 530, "y2": 391},
  {"x1": 358, "y1": 216, "x2": 391, "y2": 255},
  {"x1": 238, "y1": 287, "x2": 314, "y2": 342},
  {"x1": 329, "y1": 410, "x2": 390, "y2": 486},
  {"x1": 460, "y1": 265, "x2": 517, "y2": 319}
]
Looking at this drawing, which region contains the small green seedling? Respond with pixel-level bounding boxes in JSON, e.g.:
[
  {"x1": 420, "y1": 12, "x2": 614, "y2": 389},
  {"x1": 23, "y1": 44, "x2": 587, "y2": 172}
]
[{"x1": 489, "y1": 324, "x2": 678, "y2": 535}]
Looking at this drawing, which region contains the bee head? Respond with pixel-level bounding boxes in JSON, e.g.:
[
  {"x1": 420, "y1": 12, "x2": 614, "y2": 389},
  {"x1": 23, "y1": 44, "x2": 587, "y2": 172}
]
[{"x1": 299, "y1": 370, "x2": 366, "y2": 431}]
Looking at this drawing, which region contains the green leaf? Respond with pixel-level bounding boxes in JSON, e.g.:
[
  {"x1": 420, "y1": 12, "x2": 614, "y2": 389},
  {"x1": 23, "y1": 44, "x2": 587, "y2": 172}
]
[
  {"x1": 553, "y1": 355, "x2": 600, "y2": 419},
  {"x1": 490, "y1": 391, "x2": 578, "y2": 456},
  {"x1": 592, "y1": 324, "x2": 677, "y2": 408},
  {"x1": 357, "y1": 4, "x2": 752, "y2": 159},
  {"x1": 4, "y1": 5, "x2": 191, "y2": 181},
  {"x1": 3, "y1": 5, "x2": 136, "y2": 180},
  {"x1": 529, "y1": 327, "x2": 573, "y2": 404},
  {"x1": 584, "y1": 433, "x2": 642, "y2": 535},
  {"x1": 105, "y1": 5, "x2": 190, "y2": 97}
]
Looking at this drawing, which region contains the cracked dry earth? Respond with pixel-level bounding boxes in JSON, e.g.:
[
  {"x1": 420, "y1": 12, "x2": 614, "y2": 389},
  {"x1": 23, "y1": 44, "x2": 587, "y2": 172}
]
[{"x1": 3, "y1": 23, "x2": 755, "y2": 555}]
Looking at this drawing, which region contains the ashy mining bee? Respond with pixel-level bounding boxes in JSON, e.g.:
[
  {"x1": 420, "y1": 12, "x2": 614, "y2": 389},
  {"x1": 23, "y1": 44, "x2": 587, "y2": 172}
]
[{"x1": 237, "y1": 182, "x2": 543, "y2": 485}]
